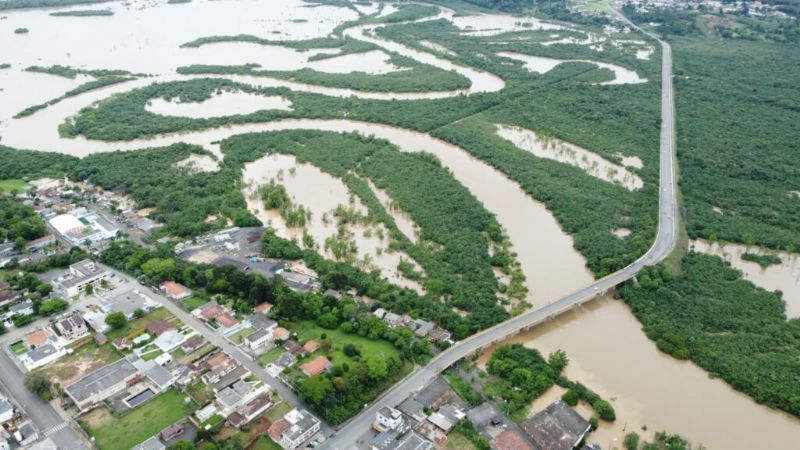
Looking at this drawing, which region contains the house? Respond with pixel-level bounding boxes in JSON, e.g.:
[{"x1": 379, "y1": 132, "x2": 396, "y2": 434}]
[
  {"x1": 112, "y1": 338, "x2": 133, "y2": 351},
  {"x1": 302, "y1": 340, "x2": 319, "y2": 354},
  {"x1": 250, "y1": 315, "x2": 277, "y2": 332},
  {"x1": 383, "y1": 312, "x2": 402, "y2": 328},
  {"x1": 160, "y1": 281, "x2": 191, "y2": 301},
  {"x1": 215, "y1": 380, "x2": 256, "y2": 416},
  {"x1": 253, "y1": 302, "x2": 273, "y2": 314},
  {"x1": 18, "y1": 329, "x2": 67, "y2": 370},
  {"x1": 26, "y1": 235, "x2": 55, "y2": 253},
  {"x1": 271, "y1": 409, "x2": 321, "y2": 449},
  {"x1": 300, "y1": 356, "x2": 332, "y2": 377},
  {"x1": 283, "y1": 340, "x2": 302, "y2": 355},
  {"x1": 99, "y1": 288, "x2": 155, "y2": 320},
  {"x1": 373, "y1": 308, "x2": 387, "y2": 319},
  {"x1": 146, "y1": 320, "x2": 177, "y2": 337},
  {"x1": 0, "y1": 396, "x2": 14, "y2": 425},
  {"x1": 193, "y1": 301, "x2": 225, "y2": 321},
  {"x1": 9, "y1": 300, "x2": 34, "y2": 317},
  {"x1": 414, "y1": 320, "x2": 435, "y2": 338},
  {"x1": 272, "y1": 327, "x2": 290, "y2": 341},
  {"x1": 153, "y1": 330, "x2": 185, "y2": 353},
  {"x1": 278, "y1": 271, "x2": 321, "y2": 293},
  {"x1": 426, "y1": 404, "x2": 465, "y2": 433},
  {"x1": 245, "y1": 329, "x2": 272, "y2": 351},
  {"x1": 132, "y1": 436, "x2": 165, "y2": 450},
  {"x1": 228, "y1": 392, "x2": 272, "y2": 428},
  {"x1": 94, "y1": 332, "x2": 108, "y2": 345},
  {"x1": 323, "y1": 289, "x2": 343, "y2": 301},
  {"x1": 64, "y1": 357, "x2": 141, "y2": 411},
  {"x1": 491, "y1": 430, "x2": 536, "y2": 450},
  {"x1": 160, "y1": 423, "x2": 184, "y2": 441},
  {"x1": 371, "y1": 426, "x2": 432, "y2": 450},
  {"x1": 520, "y1": 401, "x2": 591, "y2": 450},
  {"x1": 0, "y1": 290, "x2": 21, "y2": 308},
  {"x1": 195, "y1": 404, "x2": 218, "y2": 423},
  {"x1": 428, "y1": 327, "x2": 452, "y2": 343},
  {"x1": 374, "y1": 406, "x2": 404, "y2": 432},
  {"x1": 55, "y1": 313, "x2": 89, "y2": 341},
  {"x1": 216, "y1": 313, "x2": 245, "y2": 336},
  {"x1": 181, "y1": 335, "x2": 205, "y2": 353},
  {"x1": 58, "y1": 259, "x2": 109, "y2": 297},
  {"x1": 275, "y1": 352, "x2": 297, "y2": 369}
]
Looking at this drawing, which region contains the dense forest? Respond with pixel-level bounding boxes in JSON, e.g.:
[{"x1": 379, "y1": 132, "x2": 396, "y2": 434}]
[
  {"x1": 0, "y1": 198, "x2": 47, "y2": 245},
  {"x1": 671, "y1": 37, "x2": 800, "y2": 252},
  {"x1": 620, "y1": 255, "x2": 800, "y2": 417}
]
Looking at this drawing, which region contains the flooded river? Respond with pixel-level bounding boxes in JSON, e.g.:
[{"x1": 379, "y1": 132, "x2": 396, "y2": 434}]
[{"x1": 1, "y1": 1, "x2": 799, "y2": 448}]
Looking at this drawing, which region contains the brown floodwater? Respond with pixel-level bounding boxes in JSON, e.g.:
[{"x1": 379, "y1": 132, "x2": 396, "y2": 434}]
[{"x1": 477, "y1": 296, "x2": 800, "y2": 449}]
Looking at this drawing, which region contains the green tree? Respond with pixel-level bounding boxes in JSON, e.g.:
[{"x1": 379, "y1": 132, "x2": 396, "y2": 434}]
[
  {"x1": 364, "y1": 354, "x2": 388, "y2": 380},
  {"x1": 105, "y1": 311, "x2": 127, "y2": 330},
  {"x1": 624, "y1": 432, "x2": 641, "y2": 450},
  {"x1": 24, "y1": 372, "x2": 52, "y2": 400}
]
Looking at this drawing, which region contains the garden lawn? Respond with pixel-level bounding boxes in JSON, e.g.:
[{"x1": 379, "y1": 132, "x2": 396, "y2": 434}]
[
  {"x1": 181, "y1": 295, "x2": 208, "y2": 311},
  {"x1": 290, "y1": 321, "x2": 401, "y2": 367},
  {"x1": 257, "y1": 346, "x2": 284, "y2": 367},
  {"x1": 82, "y1": 389, "x2": 193, "y2": 450}
]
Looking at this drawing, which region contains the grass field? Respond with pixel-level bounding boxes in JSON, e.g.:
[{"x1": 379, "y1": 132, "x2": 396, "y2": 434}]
[
  {"x1": 251, "y1": 436, "x2": 283, "y2": 450},
  {"x1": 186, "y1": 379, "x2": 214, "y2": 406},
  {"x1": 265, "y1": 399, "x2": 292, "y2": 422},
  {"x1": 446, "y1": 431, "x2": 477, "y2": 450},
  {"x1": 289, "y1": 321, "x2": 400, "y2": 367},
  {"x1": 257, "y1": 346, "x2": 284, "y2": 367},
  {"x1": 82, "y1": 389, "x2": 194, "y2": 450},
  {"x1": 10, "y1": 341, "x2": 27, "y2": 355},
  {"x1": 0, "y1": 179, "x2": 29, "y2": 193},
  {"x1": 181, "y1": 295, "x2": 208, "y2": 311}
]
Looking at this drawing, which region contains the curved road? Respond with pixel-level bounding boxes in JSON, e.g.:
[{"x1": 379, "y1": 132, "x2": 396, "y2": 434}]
[{"x1": 320, "y1": 14, "x2": 678, "y2": 450}]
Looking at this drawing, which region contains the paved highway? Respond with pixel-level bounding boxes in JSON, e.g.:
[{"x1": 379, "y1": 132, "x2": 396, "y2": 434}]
[{"x1": 321, "y1": 13, "x2": 678, "y2": 450}]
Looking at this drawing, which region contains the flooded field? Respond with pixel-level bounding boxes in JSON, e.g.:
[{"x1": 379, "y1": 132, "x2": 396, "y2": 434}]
[
  {"x1": 241, "y1": 153, "x2": 423, "y2": 292},
  {"x1": 497, "y1": 51, "x2": 646, "y2": 84},
  {"x1": 691, "y1": 239, "x2": 800, "y2": 318},
  {"x1": 496, "y1": 124, "x2": 644, "y2": 190}
]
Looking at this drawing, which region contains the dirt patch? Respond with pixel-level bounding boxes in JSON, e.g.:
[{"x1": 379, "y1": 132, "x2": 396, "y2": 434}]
[{"x1": 83, "y1": 407, "x2": 112, "y2": 429}]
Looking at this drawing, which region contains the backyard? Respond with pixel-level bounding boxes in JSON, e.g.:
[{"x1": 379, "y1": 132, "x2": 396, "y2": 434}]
[
  {"x1": 80, "y1": 389, "x2": 195, "y2": 450},
  {"x1": 289, "y1": 321, "x2": 401, "y2": 367}
]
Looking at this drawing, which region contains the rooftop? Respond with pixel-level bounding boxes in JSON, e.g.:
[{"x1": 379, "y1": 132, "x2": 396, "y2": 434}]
[
  {"x1": 65, "y1": 357, "x2": 139, "y2": 404},
  {"x1": 301, "y1": 356, "x2": 331, "y2": 377},
  {"x1": 520, "y1": 401, "x2": 590, "y2": 450}
]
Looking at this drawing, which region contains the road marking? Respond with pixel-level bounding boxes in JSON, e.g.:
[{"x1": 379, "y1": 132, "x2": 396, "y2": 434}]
[{"x1": 44, "y1": 422, "x2": 68, "y2": 436}]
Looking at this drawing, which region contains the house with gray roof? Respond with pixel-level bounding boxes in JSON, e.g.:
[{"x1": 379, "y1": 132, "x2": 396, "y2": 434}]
[{"x1": 520, "y1": 401, "x2": 590, "y2": 450}]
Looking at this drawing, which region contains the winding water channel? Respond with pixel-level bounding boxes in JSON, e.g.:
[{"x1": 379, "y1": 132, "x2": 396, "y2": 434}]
[{"x1": 1, "y1": 1, "x2": 799, "y2": 448}]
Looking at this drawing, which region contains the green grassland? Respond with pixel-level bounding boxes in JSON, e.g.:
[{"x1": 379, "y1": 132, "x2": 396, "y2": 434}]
[{"x1": 81, "y1": 389, "x2": 195, "y2": 450}]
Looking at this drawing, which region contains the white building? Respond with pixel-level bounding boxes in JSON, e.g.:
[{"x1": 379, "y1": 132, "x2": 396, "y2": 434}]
[
  {"x1": 49, "y1": 208, "x2": 118, "y2": 247},
  {"x1": 374, "y1": 406, "x2": 404, "y2": 432},
  {"x1": 58, "y1": 259, "x2": 109, "y2": 297},
  {"x1": 279, "y1": 409, "x2": 321, "y2": 449},
  {"x1": 55, "y1": 313, "x2": 89, "y2": 341}
]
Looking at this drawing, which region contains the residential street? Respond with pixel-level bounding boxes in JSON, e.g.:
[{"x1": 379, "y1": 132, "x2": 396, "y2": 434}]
[
  {"x1": 117, "y1": 268, "x2": 334, "y2": 437},
  {"x1": 0, "y1": 349, "x2": 87, "y2": 450}
]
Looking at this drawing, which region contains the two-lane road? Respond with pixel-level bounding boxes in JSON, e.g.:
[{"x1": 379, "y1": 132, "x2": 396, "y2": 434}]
[{"x1": 321, "y1": 13, "x2": 678, "y2": 450}]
